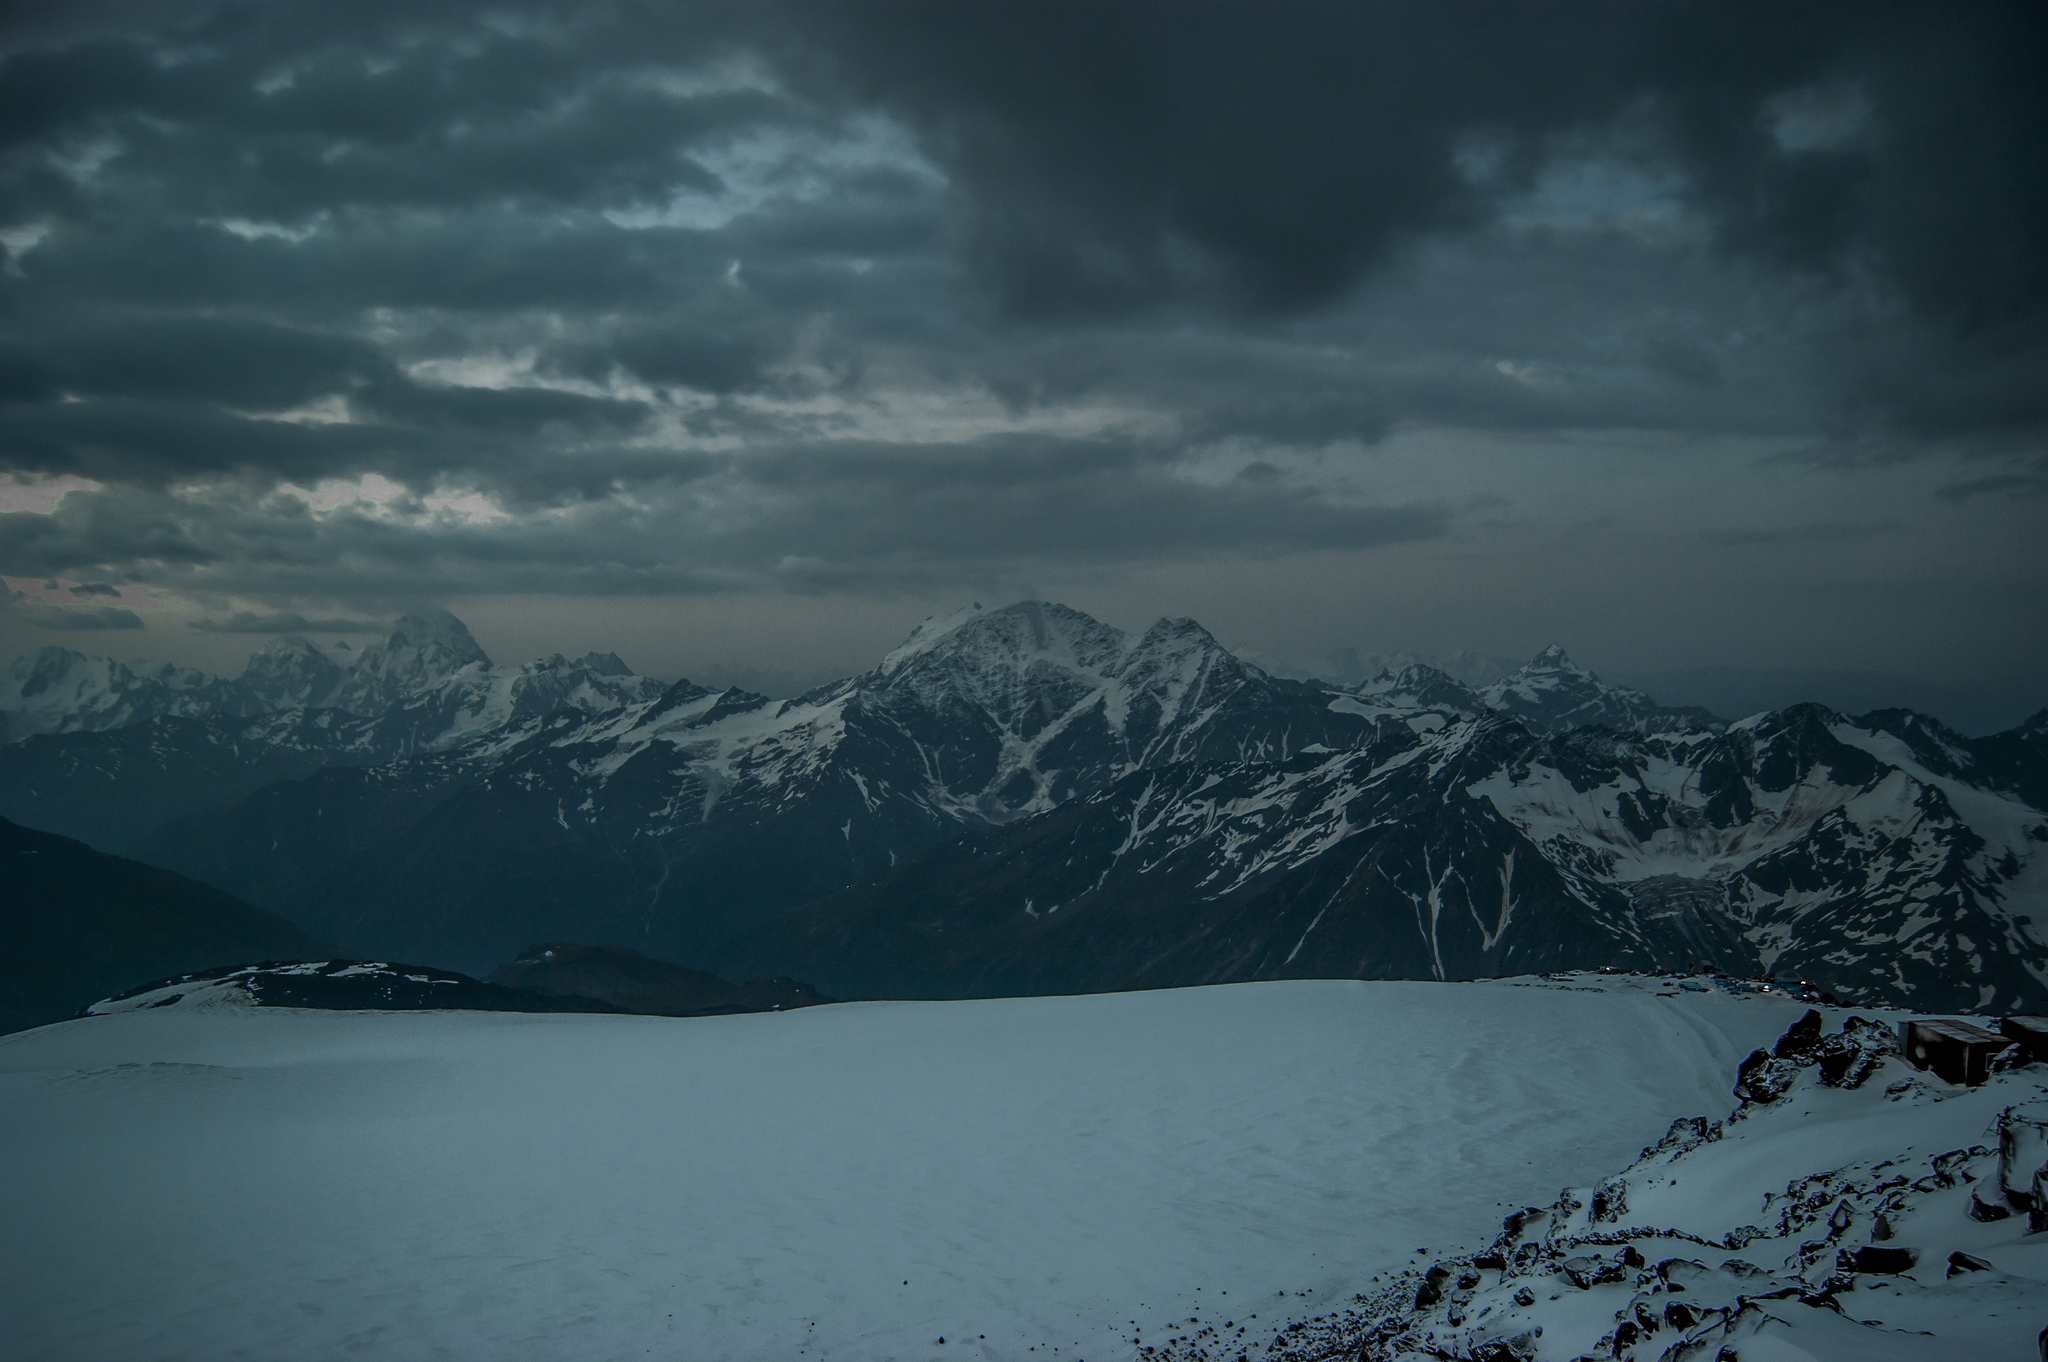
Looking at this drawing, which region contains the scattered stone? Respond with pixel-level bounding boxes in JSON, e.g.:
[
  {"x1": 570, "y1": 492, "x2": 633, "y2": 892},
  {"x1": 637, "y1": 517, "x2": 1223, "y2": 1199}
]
[{"x1": 1947, "y1": 1251, "x2": 1993, "y2": 1277}]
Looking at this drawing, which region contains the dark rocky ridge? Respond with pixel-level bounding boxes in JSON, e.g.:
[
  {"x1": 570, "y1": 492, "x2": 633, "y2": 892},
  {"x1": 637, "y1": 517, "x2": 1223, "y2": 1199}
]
[
  {"x1": 487, "y1": 942, "x2": 831, "y2": 1016},
  {"x1": 81, "y1": 959, "x2": 628, "y2": 1018}
]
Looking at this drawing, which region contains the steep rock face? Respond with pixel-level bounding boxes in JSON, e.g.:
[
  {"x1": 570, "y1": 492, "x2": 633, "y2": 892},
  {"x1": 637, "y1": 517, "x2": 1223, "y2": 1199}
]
[{"x1": 757, "y1": 705, "x2": 2048, "y2": 1012}]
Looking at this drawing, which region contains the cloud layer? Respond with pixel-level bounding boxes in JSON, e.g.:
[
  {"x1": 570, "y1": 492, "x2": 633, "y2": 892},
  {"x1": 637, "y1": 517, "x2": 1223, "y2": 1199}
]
[{"x1": 0, "y1": 1, "x2": 2041, "y2": 685}]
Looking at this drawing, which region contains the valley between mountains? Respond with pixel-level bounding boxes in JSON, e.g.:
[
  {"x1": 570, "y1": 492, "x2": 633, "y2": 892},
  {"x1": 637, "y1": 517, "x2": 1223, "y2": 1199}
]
[{"x1": 5, "y1": 600, "x2": 2044, "y2": 1015}]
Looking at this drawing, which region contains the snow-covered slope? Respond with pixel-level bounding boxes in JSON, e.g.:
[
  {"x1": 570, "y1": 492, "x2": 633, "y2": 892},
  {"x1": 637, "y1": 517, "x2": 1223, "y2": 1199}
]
[{"x1": 0, "y1": 976, "x2": 1811, "y2": 1362}]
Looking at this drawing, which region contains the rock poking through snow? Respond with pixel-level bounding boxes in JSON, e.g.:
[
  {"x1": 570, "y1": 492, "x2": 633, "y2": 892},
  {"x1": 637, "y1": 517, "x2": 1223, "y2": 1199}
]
[{"x1": 1196, "y1": 1012, "x2": 2048, "y2": 1362}]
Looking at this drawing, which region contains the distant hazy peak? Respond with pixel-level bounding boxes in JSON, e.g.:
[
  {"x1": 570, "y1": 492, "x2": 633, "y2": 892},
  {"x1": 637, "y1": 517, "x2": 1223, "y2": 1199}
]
[{"x1": 381, "y1": 610, "x2": 492, "y2": 667}]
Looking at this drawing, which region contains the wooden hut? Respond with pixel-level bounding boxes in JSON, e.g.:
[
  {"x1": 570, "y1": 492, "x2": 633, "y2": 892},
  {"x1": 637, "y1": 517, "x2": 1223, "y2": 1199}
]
[
  {"x1": 1999, "y1": 1016, "x2": 2048, "y2": 1064},
  {"x1": 1898, "y1": 1019, "x2": 2005, "y2": 1086}
]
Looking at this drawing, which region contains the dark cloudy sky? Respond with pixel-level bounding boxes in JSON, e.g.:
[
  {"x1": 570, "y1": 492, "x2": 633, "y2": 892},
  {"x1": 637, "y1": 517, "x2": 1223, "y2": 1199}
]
[{"x1": 1, "y1": 1, "x2": 2042, "y2": 715}]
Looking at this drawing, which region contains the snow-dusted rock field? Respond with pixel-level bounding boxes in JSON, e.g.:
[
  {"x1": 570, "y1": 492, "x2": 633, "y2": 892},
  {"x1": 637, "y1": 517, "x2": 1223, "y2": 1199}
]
[{"x1": 12, "y1": 975, "x2": 2031, "y2": 1361}]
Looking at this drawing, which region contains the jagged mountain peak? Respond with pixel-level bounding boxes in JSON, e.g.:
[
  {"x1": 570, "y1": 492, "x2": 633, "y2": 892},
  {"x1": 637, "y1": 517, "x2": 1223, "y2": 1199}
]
[
  {"x1": 238, "y1": 634, "x2": 346, "y2": 709},
  {"x1": 331, "y1": 611, "x2": 494, "y2": 717},
  {"x1": 1478, "y1": 645, "x2": 1723, "y2": 736},
  {"x1": 11, "y1": 644, "x2": 93, "y2": 696},
  {"x1": 1519, "y1": 643, "x2": 1587, "y2": 676},
  {"x1": 381, "y1": 609, "x2": 491, "y2": 667},
  {"x1": 880, "y1": 601, "x2": 1129, "y2": 680},
  {"x1": 1132, "y1": 614, "x2": 1223, "y2": 652}
]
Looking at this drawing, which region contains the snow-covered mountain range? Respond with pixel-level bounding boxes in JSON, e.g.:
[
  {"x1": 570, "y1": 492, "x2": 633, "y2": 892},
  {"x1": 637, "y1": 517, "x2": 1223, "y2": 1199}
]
[
  {"x1": 0, "y1": 611, "x2": 666, "y2": 849},
  {"x1": 0, "y1": 609, "x2": 663, "y2": 746},
  {"x1": 6, "y1": 602, "x2": 2043, "y2": 1010},
  {"x1": 768, "y1": 703, "x2": 2048, "y2": 1013}
]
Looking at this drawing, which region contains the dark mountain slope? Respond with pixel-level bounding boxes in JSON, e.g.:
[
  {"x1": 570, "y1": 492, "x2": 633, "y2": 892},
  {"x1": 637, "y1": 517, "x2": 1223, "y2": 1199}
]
[{"x1": 0, "y1": 816, "x2": 331, "y2": 1034}]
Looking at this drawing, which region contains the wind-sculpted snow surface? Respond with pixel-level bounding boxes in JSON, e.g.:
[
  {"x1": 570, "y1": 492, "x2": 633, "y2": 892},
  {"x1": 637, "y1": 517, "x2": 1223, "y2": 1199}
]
[
  {"x1": 777, "y1": 705, "x2": 2048, "y2": 1012},
  {"x1": 0, "y1": 977, "x2": 1807, "y2": 1362}
]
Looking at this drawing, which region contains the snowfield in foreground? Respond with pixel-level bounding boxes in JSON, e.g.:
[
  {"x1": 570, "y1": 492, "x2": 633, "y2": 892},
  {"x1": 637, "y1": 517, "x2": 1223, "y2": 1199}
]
[{"x1": 0, "y1": 978, "x2": 2025, "y2": 1361}]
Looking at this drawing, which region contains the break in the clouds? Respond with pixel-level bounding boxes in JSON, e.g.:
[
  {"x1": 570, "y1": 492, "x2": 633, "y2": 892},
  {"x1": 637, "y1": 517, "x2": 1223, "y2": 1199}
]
[{"x1": 0, "y1": 1, "x2": 2041, "y2": 690}]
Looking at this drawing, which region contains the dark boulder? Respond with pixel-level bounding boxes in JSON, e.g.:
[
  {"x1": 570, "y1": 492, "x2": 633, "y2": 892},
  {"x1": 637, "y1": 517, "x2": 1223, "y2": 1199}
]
[
  {"x1": 1773, "y1": 1008, "x2": 1824, "y2": 1061},
  {"x1": 1415, "y1": 1265, "x2": 1452, "y2": 1308},
  {"x1": 1735, "y1": 1049, "x2": 1801, "y2": 1104},
  {"x1": 1839, "y1": 1245, "x2": 1917, "y2": 1274}
]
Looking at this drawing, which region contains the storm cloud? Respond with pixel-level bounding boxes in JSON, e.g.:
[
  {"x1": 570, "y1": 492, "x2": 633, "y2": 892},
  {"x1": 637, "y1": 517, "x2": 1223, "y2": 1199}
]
[{"x1": 0, "y1": 1, "x2": 2040, "y2": 695}]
